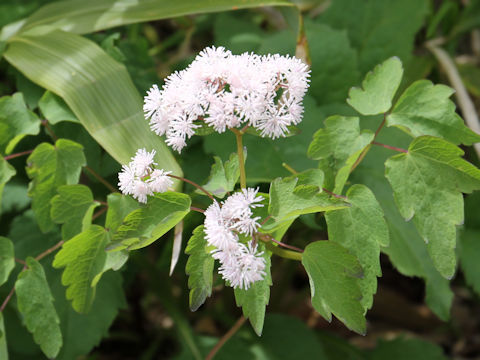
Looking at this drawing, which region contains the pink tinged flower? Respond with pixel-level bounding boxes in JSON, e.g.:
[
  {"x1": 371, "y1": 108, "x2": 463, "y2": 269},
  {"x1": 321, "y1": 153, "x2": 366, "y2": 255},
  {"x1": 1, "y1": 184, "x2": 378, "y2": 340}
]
[
  {"x1": 118, "y1": 164, "x2": 135, "y2": 195},
  {"x1": 143, "y1": 46, "x2": 310, "y2": 152},
  {"x1": 117, "y1": 148, "x2": 173, "y2": 203},
  {"x1": 132, "y1": 148, "x2": 156, "y2": 177},
  {"x1": 147, "y1": 169, "x2": 173, "y2": 193}
]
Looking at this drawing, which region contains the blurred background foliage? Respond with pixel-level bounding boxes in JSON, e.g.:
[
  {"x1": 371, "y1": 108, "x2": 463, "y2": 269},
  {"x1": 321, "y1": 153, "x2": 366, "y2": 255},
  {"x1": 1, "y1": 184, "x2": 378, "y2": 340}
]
[{"x1": 1, "y1": 0, "x2": 480, "y2": 359}]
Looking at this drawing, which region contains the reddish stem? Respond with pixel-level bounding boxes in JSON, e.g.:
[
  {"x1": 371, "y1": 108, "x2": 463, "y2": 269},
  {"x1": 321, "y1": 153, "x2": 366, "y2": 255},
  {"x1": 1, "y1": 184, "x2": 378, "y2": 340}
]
[
  {"x1": 3, "y1": 149, "x2": 34, "y2": 161},
  {"x1": 190, "y1": 206, "x2": 205, "y2": 214},
  {"x1": 206, "y1": 316, "x2": 247, "y2": 360},
  {"x1": 372, "y1": 141, "x2": 408, "y2": 153},
  {"x1": 168, "y1": 174, "x2": 215, "y2": 201}
]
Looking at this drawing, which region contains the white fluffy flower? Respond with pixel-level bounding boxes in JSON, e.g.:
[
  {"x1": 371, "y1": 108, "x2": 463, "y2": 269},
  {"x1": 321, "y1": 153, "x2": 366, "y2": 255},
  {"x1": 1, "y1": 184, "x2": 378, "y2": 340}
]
[
  {"x1": 118, "y1": 148, "x2": 172, "y2": 203},
  {"x1": 144, "y1": 46, "x2": 310, "y2": 152},
  {"x1": 203, "y1": 188, "x2": 266, "y2": 290}
]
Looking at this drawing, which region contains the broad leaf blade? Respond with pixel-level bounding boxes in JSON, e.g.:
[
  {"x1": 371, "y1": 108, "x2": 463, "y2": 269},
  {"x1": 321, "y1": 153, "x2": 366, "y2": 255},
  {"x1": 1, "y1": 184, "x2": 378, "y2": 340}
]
[
  {"x1": 53, "y1": 225, "x2": 109, "y2": 313},
  {"x1": 38, "y1": 91, "x2": 79, "y2": 124},
  {"x1": 0, "y1": 92, "x2": 40, "y2": 154},
  {"x1": 266, "y1": 176, "x2": 348, "y2": 231},
  {"x1": 387, "y1": 80, "x2": 480, "y2": 145},
  {"x1": 26, "y1": 139, "x2": 86, "y2": 232},
  {"x1": 0, "y1": 237, "x2": 14, "y2": 287},
  {"x1": 199, "y1": 153, "x2": 242, "y2": 199},
  {"x1": 385, "y1": 136, "x2": 480, "y2": 278},
  {"x1": 307, "y1": 115, "x2": 374, "y2": 193},
  {"x1": 234, "y1": 245, "x2": 272, "y2": 336},
  {"x1": 110, "y1": 192, "x2": 191, "y2": 251},
  {"x1": 0, "y1": 157, "x2": 16, "y2": 217},
  {"x1": 325, "y1": 184, "x2": 389, "y2": 310},
  {"x1": 0, "y1": 313, "x2": 7, "y2": 360},
  {"x1": 15, "y1": 257, "x2": 63, "y2": 359},
  {"x1": 185, "y1": 226, "x2": 215, "y2": 311},
  {"x1": 4, "y1": 29, "x2": 182, "y2": 177},
  {"x1": 7, "y1": 0, "x2": 294, "y2": 38},
  {"x1": 347, "y1": 57, "x2": 403, "y2": 115},
  {"x1": 104, "y1": 192, "x2": 139, "y2": 233},
  {"x1": 302, "y1": 241, "x2": 366, "y2": 334},
  {"x1": 51, "y1": 184, "x2": 99, "y2": 240}
]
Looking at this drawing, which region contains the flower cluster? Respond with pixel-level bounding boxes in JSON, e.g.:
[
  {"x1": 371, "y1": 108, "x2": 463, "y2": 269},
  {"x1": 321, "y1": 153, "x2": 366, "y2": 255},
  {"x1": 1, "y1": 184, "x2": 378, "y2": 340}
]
[
  {"x1": 204, "y1": 188, "x2": 266, "y2": 290},
  {"x1": 118, "y1": 148, "x2": 173, "y2": 203},
  {"x1": 144, "y1": 46, "x2": 310, "y2": 152}
]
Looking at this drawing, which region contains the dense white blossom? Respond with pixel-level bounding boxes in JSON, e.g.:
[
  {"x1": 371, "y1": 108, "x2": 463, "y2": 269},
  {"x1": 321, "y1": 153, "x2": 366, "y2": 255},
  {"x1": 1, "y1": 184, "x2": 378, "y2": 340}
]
[
  {"x1": 144, "y1": 46, "x2": 310, "y2": 152},
  {"x1": 118, "y1": 148, "x2": 173, "y2": 203},
  {"x1": 203, "y1": 188, "x2": 266, "y2": 290}
]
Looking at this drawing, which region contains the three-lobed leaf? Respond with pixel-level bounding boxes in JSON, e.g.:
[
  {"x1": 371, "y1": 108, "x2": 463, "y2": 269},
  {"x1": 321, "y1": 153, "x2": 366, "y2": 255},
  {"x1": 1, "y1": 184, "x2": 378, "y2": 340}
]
[
  {"x1": 234, "y1": 245, "x2": 272, "y2": 336},
  {"x1": 53, "y1": 225, "x2": 110, "y2": 313},
  {"x1": 265, "y1": 176, "x2": 348, "y2": 232},
  {"x1": 307, "y1": 115, "x2": 374, "y2": 193},
  {"x1": 109, "y1": 192, "x2": 191, "y2": 251},
  {"x1": 302, "y1": 241, "x2": 366, "y2": 334},
  {"x1": 0, "y1": 92, "x2": 40, "y2": 154},
  {"x1": 15, "y1": 257, "x2": 63, "y2": 359},
  {"x1": 51, "y1": 184, "x2": 99, "y2": 240},
  {"x1": 185, "y1": 225, "x2": 215, "y2": 311},
  {"x1": 385, "y1": 136, "x2": 480, "y2": 278},
  {"x1": 325, "y1": 184, "x2": 389, "y2": 310},
  {"x1": 347, "y1": 57, "x2": 403, "y2": 115},
  {"x1": 26, "y1": 139, "x2": 86, "y2": 232},
  {"x1": 0, "y1": 237, "x2": 14, "y2": 287},
  {"x1": 387, "y1": 80, "x2": 480, "y2": 145}
]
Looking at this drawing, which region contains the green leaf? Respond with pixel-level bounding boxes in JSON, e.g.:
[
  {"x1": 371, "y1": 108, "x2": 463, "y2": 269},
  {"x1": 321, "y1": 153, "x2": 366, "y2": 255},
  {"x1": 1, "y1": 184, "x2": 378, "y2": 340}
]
[
  {"x1": 302, "y1": 241, "x2": 366, "y2": 334},
  {"x1": 52, "y1": 271, "x2": 126, "y2": 360},
  {"x1": 6, "y1": 0, "x2": 293, "y2": 38},
  {"x1": 386, "y1": 80, "x2": 480, "y2": 145},
  {"x1": 306, "y1": 21, "x2": 360, "y2": 105},
  {"x1": 347, "y1": 57, "x2": 403, "y2": 115},
  {"x1": 15, "y1": 257, "x2": 63, "y2": 359},
  {"x1": 234, "y1": 244, "x2": 272, "y2": 336},
  {"x1": 0, "y1": 237, "x2": 14, "y2": 287},
  {"x1": 459, "y1": 230, "x2": 480, "y2": 296},
  {"x1": 199, "y1": 153, "x2": 242, "y2": 199},
  {"x1": 26, "y1": 139, "x2": 86, "y2": 232},
  {"x1": 307, "y1": 115, "x2": 374, "y2": 193},
  {"x1": 0, "y1": 157, "x2": 16, "y2": 216},
  {"x1": 319, "y1": 0, "x2": 429, "y2": 73},
  {"x1": 367, "y1": 337, "x2": 447, "y2": 360},
  {"x1": 185, "y1": 226, "x2": 214, "y2": 312},
  {"x1": 385, "y1": 136, "x2": 480, "y2": 278},
  {"x1": 325, "y1": 184, "x2": 389, "y2": 310},
  {"x1": 0, "y1": 313, "x2": 7, "y2": 360},
  {"x1": 0, "y1": 92, "x2": 40, "y2": 154},
  {"x1": 109, "y1": 192, "x2": 191, "y2": 251},
  {"x1": 51, "y1": 184, "x2": 100, "y2": 240},
  {"x1": 265, "y1": 176, "x2": 348, "y2": 232},
  {"x1": 104, "y1": 193, "x2": 139, "y2": 233},
  {"x1": 351, "y1": 134, "x2": 453, "y2": 321},
  {"x1": 38, "y1": 91, "x2": 79, "y2": 124},
  {"x1": 53, "y1": 225, "x2": 109, "y2": 313},
  {"x1": 4, "y1": 29, "x2": 182, "y2": 180}
]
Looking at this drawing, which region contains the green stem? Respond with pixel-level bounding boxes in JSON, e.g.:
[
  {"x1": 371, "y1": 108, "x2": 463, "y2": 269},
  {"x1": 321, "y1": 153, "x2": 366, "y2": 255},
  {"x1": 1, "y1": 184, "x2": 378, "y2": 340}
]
[
  {"x1": 232, "y1": 129, "x2": 247, "y2": 189},
  {"x1": 264, "y1": 241, "x2": 303, "y2": 261}
]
